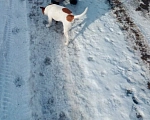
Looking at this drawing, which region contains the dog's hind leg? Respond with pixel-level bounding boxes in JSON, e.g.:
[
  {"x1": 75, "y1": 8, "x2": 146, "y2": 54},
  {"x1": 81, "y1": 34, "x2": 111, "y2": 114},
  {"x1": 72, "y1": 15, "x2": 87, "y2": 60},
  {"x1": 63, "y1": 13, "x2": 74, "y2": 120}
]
[
  {"x1": 46, "y1": 17, "x2": 52, "y2": 27},
  {"x1": 64, "y1": 28, "x2": 69, "y2": 45},
  {"x1": 64, "y1": 32, "x2": 69, "y2": 45},
  {"x1": 63, "y1": 22, "x2": 71, "y2": 45}
]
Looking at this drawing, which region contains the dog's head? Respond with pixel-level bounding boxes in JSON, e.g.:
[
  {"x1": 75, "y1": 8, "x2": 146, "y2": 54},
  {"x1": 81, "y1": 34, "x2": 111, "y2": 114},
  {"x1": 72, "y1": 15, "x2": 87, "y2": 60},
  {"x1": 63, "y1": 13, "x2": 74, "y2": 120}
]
[{"x1": 40, "y1": 7, "x2": 45, "y2": 14}]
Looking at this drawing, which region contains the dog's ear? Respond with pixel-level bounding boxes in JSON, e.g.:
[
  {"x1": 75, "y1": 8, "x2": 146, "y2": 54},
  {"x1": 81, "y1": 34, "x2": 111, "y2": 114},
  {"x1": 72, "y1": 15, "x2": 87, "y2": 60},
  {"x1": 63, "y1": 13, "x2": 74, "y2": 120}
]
[{"x1": 40, "y1": 7, "x2": 45, "y2": 14}]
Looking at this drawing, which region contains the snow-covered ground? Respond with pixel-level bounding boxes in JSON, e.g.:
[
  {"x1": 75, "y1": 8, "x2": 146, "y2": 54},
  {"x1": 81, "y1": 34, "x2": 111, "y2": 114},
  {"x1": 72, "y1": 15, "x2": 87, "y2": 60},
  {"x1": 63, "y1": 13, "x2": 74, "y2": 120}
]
[
  {"x1": 0, "y1": 0, "x2": 150, "y2": 120},
  {"x1": 0, "y1": 0, "x2": 32, "y2": 120},
  {"x1": 122, "y1": 0, "x2": 150, "y2": 44}
]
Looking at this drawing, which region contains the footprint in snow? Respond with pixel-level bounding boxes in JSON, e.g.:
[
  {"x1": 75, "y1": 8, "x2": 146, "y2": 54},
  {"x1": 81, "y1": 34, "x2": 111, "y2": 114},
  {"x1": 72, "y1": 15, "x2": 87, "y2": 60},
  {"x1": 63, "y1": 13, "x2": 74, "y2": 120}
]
[
  {"x1": 100, "y1": 70, "x2": 107, "y2": 77},
  {"x1": 12, "y1": 27, "x2": 20, "y2": 35},
  {"x1": 104, "y1": 37, "x2": 113, "y2": 43},
  {"x1": 126, "y1": 89, "x2": 133, "y2": 96},
  {"x1": 87, "y1": 56, "x2": 94, "y2": 62},
  {"x1": 132, "y1": 96, "x2": 139, "y2": 104},
  {"x1": 58, "y1": 111, "x2": 67, "y2": 120},
  {"x1": 109, "y1": 27, "x2": 114, "y2": 32},
  {"x1": 147, "y1": 82, "x2": 150, "y2": 89},
  {"x1": 44, "y1": 57, "x2": 52, "y2": 66},
  {"x1": 14, "y1": 76, "x2": 24, "y2": 88},
  {"x1": 129, "y1": 105, "x2": 144, "y2": 120}
]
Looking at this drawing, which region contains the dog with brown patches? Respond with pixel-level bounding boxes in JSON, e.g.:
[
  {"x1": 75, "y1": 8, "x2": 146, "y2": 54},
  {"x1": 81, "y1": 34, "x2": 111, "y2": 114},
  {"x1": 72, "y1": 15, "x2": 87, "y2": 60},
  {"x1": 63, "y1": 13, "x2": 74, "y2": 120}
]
[{"x1": 40, "y1": 4, "x2": 88, "y2": 45}]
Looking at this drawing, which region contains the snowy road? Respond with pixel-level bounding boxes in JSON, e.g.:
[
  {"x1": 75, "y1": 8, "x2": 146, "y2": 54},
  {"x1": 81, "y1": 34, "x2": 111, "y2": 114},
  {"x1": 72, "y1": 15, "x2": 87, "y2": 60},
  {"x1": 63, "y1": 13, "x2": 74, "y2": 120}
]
[
  {"x1": 0, "y1": 0, "x2": 32, "y2": 119},
  {"x1": 0, "y1": 0, "x2": 150, "y2": 120}
]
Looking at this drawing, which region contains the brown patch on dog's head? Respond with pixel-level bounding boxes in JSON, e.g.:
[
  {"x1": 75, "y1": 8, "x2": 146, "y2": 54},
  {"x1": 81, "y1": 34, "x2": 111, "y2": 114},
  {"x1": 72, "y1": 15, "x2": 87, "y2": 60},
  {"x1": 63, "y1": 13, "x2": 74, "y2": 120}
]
[
  {"x1": 62, "y1": 8, "x2": 72, "y2": 14},
  {"x1": 66, "y1": 15, "x2": 74, "y2": 22},
  {"x1": 49, "y1": 3, "x2": 53, "y2": 5},
  {"x1": 40, "y1": 7, "x2": 45, "y2": 14}
]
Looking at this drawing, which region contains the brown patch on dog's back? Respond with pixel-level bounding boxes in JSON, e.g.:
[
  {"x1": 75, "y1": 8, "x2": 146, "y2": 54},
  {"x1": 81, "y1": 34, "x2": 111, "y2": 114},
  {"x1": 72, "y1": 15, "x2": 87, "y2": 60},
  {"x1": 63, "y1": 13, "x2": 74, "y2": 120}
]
[
  {"x1": 62, "y1": 8, "x2": 72, "y2": 14},
  {"x1": 66, "y1": 15, "x2": 74, "y2": 22}
]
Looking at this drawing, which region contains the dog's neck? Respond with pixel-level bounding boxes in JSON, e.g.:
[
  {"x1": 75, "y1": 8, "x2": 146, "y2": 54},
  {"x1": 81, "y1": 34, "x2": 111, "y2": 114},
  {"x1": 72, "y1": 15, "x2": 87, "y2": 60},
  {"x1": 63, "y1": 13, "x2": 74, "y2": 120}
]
[
  {"x1": 44, "y1": 6, "x2": 51, "y2": 16},
  {"x1": 42, "y1": 4, "x2": 53, "y2": 15}
]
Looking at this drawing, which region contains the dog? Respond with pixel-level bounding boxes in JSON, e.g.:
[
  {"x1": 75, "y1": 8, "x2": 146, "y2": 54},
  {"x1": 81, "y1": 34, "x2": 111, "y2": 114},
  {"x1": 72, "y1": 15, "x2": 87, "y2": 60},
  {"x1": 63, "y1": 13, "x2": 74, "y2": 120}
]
[{"x1": 40, "y1": 4, "x2": 88, "y2": 45}]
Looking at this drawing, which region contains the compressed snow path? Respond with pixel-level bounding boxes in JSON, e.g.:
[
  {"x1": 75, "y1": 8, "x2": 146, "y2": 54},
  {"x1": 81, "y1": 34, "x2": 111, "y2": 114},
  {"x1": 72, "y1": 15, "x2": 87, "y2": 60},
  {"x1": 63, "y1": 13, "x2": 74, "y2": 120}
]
[
  {"x1": 0, "y1": 0, "x2": 150, "y2": 120},
  {"x1": 0, "y1": 0, "x2": 32, "y2": 120}
]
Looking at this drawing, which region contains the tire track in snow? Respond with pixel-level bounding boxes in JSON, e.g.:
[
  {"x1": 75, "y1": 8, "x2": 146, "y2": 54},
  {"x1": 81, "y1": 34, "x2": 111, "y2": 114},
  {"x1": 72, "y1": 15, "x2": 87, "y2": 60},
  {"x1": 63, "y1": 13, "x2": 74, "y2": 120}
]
[
  {"x1": 0, "y1": 0, "x2": 13, "y2": 119},
  {"x1": 0, "y1": 0, "x2": 32, "y2": 119}
]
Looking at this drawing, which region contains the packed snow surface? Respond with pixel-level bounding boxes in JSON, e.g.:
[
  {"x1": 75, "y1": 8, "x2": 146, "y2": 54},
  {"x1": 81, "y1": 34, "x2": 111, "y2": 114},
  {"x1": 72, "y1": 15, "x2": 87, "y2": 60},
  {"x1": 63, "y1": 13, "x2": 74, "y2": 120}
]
[{"x1": 0, "y1": 0, "x2": 150, "y2": 120}]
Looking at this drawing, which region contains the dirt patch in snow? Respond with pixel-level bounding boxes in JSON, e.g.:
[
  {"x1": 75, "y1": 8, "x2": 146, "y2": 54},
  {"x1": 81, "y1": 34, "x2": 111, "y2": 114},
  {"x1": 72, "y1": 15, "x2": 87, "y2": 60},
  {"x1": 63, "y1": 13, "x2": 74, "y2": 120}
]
[
  {"x1": 136, "y1": 0, "x2": 150, "y2": 12},
  {"x1": 108, "y1": 0, "x2": 150, "y2": 69}
]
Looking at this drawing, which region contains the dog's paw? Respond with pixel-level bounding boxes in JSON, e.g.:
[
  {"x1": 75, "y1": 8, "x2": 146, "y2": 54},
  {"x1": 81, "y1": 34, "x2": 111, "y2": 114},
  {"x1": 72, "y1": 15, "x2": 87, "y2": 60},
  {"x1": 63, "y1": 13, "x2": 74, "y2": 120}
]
[
  {"x1": 46, "y1": 24, "x2": 50, "y2": 27},
  {"x1": 65, "y1": 41, "x2": 68, "y2": 46}
]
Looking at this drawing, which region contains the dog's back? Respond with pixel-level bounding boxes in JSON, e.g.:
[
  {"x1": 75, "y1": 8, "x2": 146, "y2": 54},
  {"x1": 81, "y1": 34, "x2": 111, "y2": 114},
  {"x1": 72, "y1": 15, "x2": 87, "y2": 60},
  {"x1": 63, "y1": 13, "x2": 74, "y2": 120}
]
[{"x1": 45, "y1": 4, "x2": 73, "y2": 22}]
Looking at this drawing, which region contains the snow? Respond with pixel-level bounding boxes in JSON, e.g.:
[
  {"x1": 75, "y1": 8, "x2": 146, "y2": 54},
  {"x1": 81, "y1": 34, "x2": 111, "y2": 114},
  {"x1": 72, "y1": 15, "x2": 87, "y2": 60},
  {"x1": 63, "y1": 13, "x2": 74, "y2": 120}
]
[
  {"x1": 121, "y1": 0, "x2": 150, "y2": 44},
  {"x1": 0, "y1": 0, "x2": 150, "y2": 120}
]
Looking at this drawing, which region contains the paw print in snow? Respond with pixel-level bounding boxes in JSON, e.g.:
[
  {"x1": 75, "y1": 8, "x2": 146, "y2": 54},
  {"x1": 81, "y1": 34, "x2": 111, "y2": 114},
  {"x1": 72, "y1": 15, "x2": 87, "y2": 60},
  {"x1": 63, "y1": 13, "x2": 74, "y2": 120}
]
[
  {"x1": 12, "y1": 27, "x2": 20, "y2": 34},
  {"x1": 14, "y1": 76, "x2": 24, "y2": 87},
  {"x1": 44, "y1": 57, "x2": 52, "y2": 66},
  {"x1": 100, "y1": 70, "x2": 107, "y2": 77}
]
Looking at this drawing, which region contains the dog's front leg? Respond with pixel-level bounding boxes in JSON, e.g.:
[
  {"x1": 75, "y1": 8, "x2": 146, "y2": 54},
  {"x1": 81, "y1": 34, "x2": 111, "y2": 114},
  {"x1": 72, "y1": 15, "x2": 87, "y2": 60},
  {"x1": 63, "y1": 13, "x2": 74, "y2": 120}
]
[{"x1": 46, "y1": 18, "x2": 52, "y2": 27}]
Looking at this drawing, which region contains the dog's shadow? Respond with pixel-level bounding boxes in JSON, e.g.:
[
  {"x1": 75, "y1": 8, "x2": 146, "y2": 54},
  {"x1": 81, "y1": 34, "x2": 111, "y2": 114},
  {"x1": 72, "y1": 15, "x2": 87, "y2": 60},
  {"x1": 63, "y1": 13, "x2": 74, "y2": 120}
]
[{"x1": 63, "y1": 0, "x2": 110, "y2": 43}]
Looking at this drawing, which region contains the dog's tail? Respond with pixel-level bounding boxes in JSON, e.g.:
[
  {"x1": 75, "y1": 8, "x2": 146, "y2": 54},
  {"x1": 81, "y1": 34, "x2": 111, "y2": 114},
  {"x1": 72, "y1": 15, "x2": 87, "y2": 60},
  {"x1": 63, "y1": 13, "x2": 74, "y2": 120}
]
[{"x1": 74, "y1": 7, "x2": 88, "y2": 19}]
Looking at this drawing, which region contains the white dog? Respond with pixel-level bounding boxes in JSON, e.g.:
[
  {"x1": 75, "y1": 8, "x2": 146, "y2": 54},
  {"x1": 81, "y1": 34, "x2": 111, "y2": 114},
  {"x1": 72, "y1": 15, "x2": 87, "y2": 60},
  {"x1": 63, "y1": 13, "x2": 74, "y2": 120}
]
[{"x1": 40, "y1": 4, "x2": 88, "y2": 45}]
